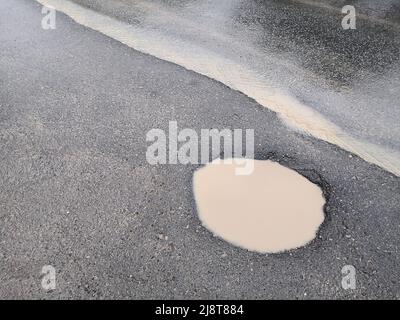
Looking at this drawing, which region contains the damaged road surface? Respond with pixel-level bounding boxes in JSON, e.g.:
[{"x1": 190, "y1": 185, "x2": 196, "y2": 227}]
[{"x1": 0, "y1": 0, "x2": 399, "y2": 299}]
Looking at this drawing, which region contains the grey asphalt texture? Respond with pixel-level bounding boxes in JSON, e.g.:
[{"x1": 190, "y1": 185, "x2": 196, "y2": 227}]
[
  {"x1": 0, "y1": 0, "x2": 399, "y2": 299},
  {"x1": 70, "y1": 0, "x2": 400, "y2": 154}
]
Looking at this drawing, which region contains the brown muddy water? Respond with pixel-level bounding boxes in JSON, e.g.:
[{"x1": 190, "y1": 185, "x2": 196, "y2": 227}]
[{"x1": 193, "y1": 159, "x2": 326, "y2": 253}]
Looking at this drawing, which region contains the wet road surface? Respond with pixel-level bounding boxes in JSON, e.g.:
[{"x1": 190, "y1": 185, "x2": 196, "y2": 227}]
[
  {"x1": 0, "y1": 0, "x2": 399, "y2": 299},
  {"x1": 63, "y1": 0, "x2": 400, "y2": 176}
]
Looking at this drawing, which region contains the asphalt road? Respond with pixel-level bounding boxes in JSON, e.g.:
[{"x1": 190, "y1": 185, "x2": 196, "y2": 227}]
[
  {"x1": 0, "y1": 0, "x2": 399, "y2": 299},
  {"x1": 66, "y1": 0, "x2": 400, "y2": 174}
]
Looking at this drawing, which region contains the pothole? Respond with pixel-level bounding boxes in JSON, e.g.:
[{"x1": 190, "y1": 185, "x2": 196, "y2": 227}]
[{"x1": 193, "y1": 158, "x2": 326, "y2": 253}]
